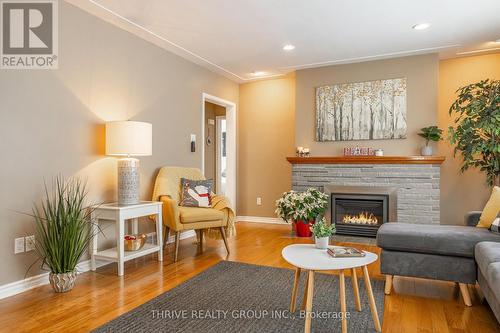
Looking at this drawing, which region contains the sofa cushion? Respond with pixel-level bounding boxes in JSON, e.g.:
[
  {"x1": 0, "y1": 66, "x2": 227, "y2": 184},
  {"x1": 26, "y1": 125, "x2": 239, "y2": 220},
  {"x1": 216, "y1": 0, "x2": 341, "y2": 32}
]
[
  {"x1": 179, "y1": 206, "x2": 224, "y2": 224},
  {"x1": 475, "y1": 241, "x2": 500, "y2": 276},
  {"x1": 377, "y1": 223, "x2": 500, "y2": 258},
  {"x1": 485, "y1": 262, "x2": 500, "y2": 305}
]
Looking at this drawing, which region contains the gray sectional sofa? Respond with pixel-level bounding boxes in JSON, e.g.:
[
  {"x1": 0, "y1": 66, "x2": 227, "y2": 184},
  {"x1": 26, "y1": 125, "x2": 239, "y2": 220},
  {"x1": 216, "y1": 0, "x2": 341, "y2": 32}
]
[{"x1": 377, "y1": 211, "x2": 500, "y2": 322}]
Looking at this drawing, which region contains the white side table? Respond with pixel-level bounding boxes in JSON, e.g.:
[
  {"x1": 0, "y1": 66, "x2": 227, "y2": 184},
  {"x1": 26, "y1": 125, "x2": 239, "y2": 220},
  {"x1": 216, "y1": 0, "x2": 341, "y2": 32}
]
[
  {"x1": 282, "y1": 244, "x2": 381, "y2": 333},
  {"x1": 90, "y1": 201, "x2": 163, "y2": 276}
]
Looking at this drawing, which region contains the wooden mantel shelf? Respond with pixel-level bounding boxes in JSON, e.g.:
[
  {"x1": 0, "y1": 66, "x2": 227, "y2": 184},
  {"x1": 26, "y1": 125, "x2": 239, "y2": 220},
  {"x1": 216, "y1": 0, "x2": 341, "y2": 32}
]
[{"x1": 286, "y1": 155, "x2": 445, "y2": 165}]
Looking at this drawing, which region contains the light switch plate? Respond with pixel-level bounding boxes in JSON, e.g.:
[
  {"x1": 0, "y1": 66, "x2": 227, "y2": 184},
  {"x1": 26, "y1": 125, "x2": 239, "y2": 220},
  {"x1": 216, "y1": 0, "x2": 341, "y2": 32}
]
[
  {"x1": 14, "y1": 237, "x2": 24, "y2": 254},
  {"x1": 256, "y1": 197, "x2": 262, "y2": 206}
]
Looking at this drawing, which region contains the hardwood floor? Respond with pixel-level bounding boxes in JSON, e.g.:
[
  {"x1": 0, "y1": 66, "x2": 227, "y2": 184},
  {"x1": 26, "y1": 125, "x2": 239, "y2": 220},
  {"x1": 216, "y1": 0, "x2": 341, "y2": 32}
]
[{"x1": 0, "y1": 222, "x2": 498, "y2": 333}]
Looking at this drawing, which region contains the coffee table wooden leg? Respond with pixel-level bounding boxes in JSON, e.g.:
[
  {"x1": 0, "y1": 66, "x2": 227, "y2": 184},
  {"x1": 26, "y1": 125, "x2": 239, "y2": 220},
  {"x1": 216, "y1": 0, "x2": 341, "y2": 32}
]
[
  {"x1": 290, "y1": 267, "x2": 301, "y2": 312},
  {"x1": 304, "y1": 270, "x2": 315, "y2": 333},
  {"x1": 301, "y1": 270, "x2": 309, "y2": 311},
  {"x1": 362, "y1": 265, "x2": 382, "y2": 332},
  {"x1": 351, "y1": 268, "x2": 361, "y2": 311},
  {"x1": 339, "y1": 270, "x2": 347, "y2": 333}
]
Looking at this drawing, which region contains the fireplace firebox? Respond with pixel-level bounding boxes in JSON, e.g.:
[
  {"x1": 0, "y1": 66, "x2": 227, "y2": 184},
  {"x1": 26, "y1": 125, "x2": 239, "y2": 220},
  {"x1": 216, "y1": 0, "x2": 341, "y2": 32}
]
[{"x1": 325, "y1": 186, "x2": 397, "y2": 238}]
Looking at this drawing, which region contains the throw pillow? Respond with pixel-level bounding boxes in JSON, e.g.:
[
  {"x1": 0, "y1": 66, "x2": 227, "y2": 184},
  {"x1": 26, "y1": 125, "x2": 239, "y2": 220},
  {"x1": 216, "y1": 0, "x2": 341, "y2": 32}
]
[
  {"x1": 180, "y1": 178, "x2": 213, "y2": 208},
  {"x1": 477, "y1": 186, "x2": 500, "y2": 228},
  {"x1": 490, "y1": 218, "x2": 500, "y2": 234}
]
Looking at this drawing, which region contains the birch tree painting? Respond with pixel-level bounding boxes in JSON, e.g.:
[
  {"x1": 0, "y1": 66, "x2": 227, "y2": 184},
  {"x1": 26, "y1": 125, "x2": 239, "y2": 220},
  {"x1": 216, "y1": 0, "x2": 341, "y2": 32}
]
[{"x1": 316, "y1": 78, "x2": 407, "y2": 141}]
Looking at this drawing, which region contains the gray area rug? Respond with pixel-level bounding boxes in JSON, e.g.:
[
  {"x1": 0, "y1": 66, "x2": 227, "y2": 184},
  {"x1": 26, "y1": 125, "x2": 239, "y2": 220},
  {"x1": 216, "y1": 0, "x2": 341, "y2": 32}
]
[{"x1": 94, "y1": 261, "x2": 384, "y2": 333}]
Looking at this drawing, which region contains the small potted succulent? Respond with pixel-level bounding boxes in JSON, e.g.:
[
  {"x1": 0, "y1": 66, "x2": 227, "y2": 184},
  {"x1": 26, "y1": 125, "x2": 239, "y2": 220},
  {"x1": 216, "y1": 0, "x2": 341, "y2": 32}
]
[
  {"x1": 418, "y1": 126, "x2": 443, "y2": 156},
  {"x1": 310, "y1": 218, "x2": 335, "y2": 249},
  {"x1": 275, "y1": 188, "x2": 329, "y2": 237}
]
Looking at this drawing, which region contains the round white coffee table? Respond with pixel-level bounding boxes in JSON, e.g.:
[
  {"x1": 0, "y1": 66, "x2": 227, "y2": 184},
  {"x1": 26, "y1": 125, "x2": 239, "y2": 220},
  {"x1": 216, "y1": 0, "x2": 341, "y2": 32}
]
[{"x1": 282, "y1": 244, "x2": 381, "y2": 333}]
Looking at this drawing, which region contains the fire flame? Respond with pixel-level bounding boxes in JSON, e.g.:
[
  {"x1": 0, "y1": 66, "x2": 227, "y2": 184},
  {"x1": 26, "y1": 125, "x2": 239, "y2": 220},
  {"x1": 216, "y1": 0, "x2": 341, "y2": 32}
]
[{"x1": 342, "y1": 212, "x2": 378, "y2": 225}]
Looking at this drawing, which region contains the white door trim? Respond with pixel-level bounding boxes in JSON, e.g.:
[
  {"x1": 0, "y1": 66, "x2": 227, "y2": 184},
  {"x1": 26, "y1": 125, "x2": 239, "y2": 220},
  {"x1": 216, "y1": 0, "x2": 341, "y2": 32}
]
[{"x1": 201, "y1": 93, "x2": 236, "y2": 213}]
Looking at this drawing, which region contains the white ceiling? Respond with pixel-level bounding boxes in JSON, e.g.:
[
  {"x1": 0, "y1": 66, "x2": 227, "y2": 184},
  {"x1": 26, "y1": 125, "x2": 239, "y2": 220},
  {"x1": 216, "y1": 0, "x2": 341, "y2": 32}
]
[{"x1": 69, "y1": 0, "x2": 500, "y2": 82}]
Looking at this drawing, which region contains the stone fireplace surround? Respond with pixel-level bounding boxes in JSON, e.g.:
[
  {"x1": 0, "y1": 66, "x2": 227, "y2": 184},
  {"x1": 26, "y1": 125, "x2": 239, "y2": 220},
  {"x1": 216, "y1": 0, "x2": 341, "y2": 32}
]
[{"x1": 288, "y1": 156, "x2": 444, "y2": 225}]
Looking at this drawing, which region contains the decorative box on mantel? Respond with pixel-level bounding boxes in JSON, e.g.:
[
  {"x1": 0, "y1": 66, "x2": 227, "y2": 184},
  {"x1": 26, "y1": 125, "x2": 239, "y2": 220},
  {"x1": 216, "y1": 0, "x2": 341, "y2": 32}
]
[{"x1": 287, "y1": 156, "x2": 445, "y2": 227}]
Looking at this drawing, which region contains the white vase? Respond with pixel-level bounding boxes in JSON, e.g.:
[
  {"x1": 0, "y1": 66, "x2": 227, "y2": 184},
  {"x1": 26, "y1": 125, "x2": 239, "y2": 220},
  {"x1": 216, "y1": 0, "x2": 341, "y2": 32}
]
[
  {"x1": 315, "y1": 236, "x2": 329, "y2": 249},
  {"x1": 421, "y1": 145, "x2": 433, "y2": 156}
]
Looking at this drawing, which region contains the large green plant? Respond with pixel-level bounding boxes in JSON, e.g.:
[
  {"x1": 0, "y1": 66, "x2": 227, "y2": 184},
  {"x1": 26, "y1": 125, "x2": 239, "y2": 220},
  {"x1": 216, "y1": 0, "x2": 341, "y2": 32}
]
[
  {"x1": 448, "y1": 79, "x2": 500, "y2": 187},
  {"x1": 30, "y1": 177, "x2": 97, "y2": 274}
]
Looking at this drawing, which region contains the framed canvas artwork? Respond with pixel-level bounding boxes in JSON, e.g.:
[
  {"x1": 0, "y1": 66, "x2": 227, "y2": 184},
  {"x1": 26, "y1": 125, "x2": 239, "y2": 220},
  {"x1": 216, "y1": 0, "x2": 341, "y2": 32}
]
[{"x1": 316, "y1": 78, "x2": 407, "y2": 141}]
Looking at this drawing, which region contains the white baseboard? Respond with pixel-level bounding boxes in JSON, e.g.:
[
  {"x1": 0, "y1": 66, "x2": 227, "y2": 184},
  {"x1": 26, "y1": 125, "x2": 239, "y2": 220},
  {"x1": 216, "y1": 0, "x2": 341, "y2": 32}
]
[
  {"x1": 0, "y1": 230, "x2": 196, "y2": 300},
  {"x1": 237, "y1": 215, "x2": 287, "y2": 225},
  {"x1": 0, "y1": 258, "x2": 108, "y2": 300},
  {"x1": 0, "y1": 272, "x2": 49, "y2": 300}
]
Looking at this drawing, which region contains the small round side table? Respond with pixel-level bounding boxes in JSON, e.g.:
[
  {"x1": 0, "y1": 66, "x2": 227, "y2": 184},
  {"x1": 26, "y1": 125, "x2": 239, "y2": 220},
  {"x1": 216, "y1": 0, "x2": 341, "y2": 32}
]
[{"x1": 281, "y1": 244, "x2": 381, "y2": 333}]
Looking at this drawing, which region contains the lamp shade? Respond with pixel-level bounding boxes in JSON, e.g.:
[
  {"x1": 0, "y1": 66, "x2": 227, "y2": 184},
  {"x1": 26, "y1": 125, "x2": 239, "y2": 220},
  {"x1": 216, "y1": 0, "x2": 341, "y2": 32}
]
[{"x1": 106, "y1": 121, "x2": 152, "y2": 156}]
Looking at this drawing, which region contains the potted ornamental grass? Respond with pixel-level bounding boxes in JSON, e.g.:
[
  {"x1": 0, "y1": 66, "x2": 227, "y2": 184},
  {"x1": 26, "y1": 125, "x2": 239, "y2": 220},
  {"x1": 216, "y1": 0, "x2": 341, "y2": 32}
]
[
  {"x1": 310, "y1": 217, "x2": 335, "y2": 249},
  {"x1": 28, "y1": 177, "x2": 98, "y2": 293},
  {"x1": 418, "y1": 126, "x2": 443, "y2": 156},
  {"x1": 275, "y1": 188, "x2": 328, "y2": 237}
]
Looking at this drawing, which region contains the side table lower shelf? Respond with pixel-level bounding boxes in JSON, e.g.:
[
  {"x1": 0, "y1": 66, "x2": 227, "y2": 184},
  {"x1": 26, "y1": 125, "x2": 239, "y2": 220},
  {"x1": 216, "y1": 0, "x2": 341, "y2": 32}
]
[{"x1": 94, "y1": 243, "x2": 160, "y2": 262}]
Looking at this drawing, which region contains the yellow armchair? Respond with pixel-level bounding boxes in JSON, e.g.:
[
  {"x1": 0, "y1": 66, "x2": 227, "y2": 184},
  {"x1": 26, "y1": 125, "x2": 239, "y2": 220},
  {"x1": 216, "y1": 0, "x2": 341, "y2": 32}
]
[{"x1": 152, "y1": 166, "x2": 232, "y2": 262}]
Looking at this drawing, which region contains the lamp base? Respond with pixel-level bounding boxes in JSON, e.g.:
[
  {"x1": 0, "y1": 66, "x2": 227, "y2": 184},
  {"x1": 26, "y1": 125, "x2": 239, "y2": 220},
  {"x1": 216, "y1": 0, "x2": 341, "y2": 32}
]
[{"x1": 117, "y1": 158, "x2": 140, "y2": 205}]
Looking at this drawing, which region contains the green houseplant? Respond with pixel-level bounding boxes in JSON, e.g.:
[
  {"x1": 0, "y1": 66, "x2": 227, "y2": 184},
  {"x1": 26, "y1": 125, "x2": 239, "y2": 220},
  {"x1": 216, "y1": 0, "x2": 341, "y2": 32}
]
[
  {"x1": 30, "y1": 177, "x2": 97, "y2": 292},
  {"x1": 275, "y1": 188, "x2": 329, "y2": 237},
  {"x1": 448, "y1": 79, "x2": 500, "y2": 186},
  {"x1": 418, "y1": 126, "x2": 443, "y2": 156},
  {"x1": 310, "y1": 217, "x2": 335, "y2": 249}
]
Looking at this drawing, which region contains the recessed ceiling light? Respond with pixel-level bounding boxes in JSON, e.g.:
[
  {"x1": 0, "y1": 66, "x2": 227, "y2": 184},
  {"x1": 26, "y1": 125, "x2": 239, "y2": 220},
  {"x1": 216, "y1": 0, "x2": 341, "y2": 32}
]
[
  {"x1": 412, "y1": 23, "x2": 430, "y2": 30},
  {"x1": 251, "y1": 71, "x2": 267, "y2": 76},
  {"x1": 283, "y1": 44, "x2": 295, "y2": 51}
]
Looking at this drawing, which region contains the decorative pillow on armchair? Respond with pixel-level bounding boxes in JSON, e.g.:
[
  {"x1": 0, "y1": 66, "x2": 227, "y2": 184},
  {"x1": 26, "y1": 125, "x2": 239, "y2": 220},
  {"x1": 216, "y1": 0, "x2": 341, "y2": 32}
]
[{"x1": 180, "y1": 178, "x2": 213, "y2": 208}]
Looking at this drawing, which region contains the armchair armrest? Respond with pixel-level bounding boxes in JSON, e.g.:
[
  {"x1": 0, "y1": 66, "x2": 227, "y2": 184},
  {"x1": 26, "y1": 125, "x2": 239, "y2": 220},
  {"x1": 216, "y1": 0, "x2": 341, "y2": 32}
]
[
  {"x1": 159, "y1": 195, "x2": 183, "y2": 231},
  {"x1": 465, "y1": 211, "x2": 482, "y2": 227}
]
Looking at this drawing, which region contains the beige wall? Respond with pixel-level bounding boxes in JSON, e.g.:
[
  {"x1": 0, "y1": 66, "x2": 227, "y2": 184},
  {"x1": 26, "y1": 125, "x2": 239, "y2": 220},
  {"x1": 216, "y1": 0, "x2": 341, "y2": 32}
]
[
  {"x1": 238, "y1": 53, "x2": 500, "y2": 225},
  {"x1": 295, "y1": 54, "x2": 439, "y2": 155},
  {"x1": 238, "y1": 77, "x2": 296, "y2": 216},
  {"x1": 0, "y1": 2, "x2": 238, "y2": 286},
  {"x1": 438, "y1": 53, "x2": 500, "y2": 225}
]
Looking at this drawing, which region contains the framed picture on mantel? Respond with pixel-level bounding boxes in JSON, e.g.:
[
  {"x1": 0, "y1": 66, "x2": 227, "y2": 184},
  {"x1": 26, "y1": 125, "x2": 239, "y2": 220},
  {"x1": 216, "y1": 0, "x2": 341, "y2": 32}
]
[{"x1": 315, "y1": 78, "x2": 407, "y2": 142}]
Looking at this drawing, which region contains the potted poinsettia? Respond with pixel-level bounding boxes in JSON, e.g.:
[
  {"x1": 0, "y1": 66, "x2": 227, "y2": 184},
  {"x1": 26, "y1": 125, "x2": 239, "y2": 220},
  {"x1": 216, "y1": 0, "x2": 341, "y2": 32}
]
[{"x1": 275, "y1": 188, "x2": 328, "y2": 237}]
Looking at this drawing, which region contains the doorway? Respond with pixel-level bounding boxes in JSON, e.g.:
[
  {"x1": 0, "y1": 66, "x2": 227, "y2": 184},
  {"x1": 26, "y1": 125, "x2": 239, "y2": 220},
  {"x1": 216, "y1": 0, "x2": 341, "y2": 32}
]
[
  {"x1": 203, "y1": 101, "x2": 226, "y2": 194},
  {"x1": 201, "y1": 93, "x2": 236, "y2": 211}
]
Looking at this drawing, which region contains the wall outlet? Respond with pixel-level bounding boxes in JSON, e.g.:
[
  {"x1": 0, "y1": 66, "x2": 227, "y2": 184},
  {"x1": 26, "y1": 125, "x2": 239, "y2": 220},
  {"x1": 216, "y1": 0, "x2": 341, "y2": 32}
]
[
  {"x1": 25, "y1": 235, "x2": 35, "y2": 252},
  {"x1": 256, "y1": 197, "x2": 262, "y2": 206},
  {"x1": 14, "y1": 237, "x2": 25, "y2": 254}
]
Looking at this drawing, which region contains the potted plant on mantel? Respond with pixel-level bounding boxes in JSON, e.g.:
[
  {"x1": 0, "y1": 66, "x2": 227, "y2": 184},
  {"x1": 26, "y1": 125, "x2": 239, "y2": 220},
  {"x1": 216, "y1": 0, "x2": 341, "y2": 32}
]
[
  {"x1": 28, "y1": 177, "x2": 98, "y2": 293},
  {"x1": 418, "y1": 126, "x2": 443, "y2": 156},
  {"x1": 448, "y1": 79, "x2": 499, "y2": 187},
  {"x1": 311, "y1": 217, "x2": 335, "y2": 249},
  {"x1": 275, "y1": 188, "x2": 328, "y2": 237}
]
